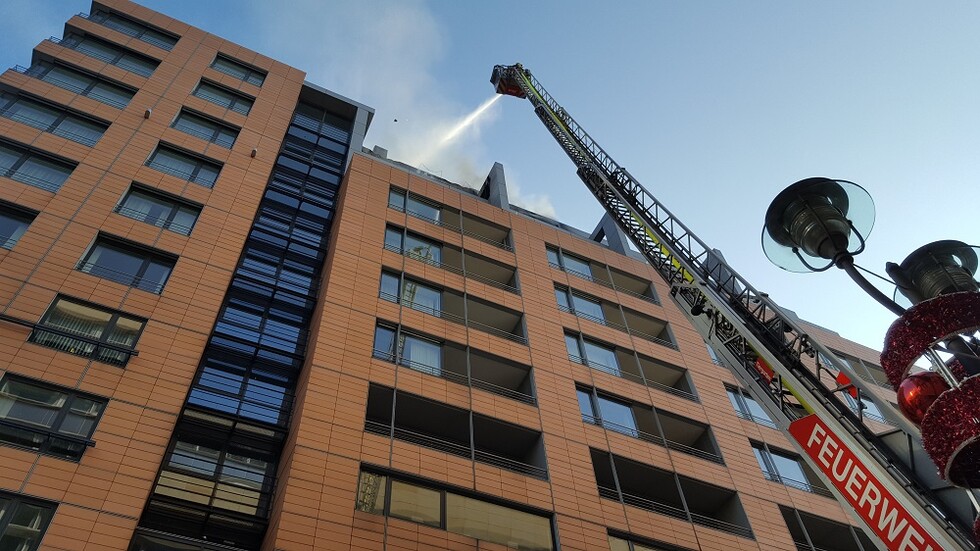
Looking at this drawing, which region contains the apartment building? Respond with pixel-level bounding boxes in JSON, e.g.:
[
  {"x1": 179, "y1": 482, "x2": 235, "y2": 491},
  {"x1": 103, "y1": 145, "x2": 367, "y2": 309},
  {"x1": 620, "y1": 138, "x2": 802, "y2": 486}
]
[{"x1": 0, "y1": 1, "x2": 893, "y2": 550}]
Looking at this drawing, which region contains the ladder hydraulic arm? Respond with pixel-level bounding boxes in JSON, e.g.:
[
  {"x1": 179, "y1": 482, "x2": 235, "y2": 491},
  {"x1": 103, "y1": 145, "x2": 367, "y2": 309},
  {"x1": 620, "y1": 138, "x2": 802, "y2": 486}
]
[{"x1": 491, "y1": 63, "x2": 976, "y2": 551}]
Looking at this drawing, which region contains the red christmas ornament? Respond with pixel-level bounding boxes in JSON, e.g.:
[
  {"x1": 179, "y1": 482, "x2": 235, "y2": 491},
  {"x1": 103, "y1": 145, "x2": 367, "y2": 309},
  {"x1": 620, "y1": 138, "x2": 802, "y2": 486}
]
[
  {"x1": 921, "y1": 375, "x2": 980, "y2": 487},
  {"x1": 896, "y1": 371, "x2": 950, "y2": 425},
  {"x1": 880, "y1": 291, "x2": 980, "y2": 388}
]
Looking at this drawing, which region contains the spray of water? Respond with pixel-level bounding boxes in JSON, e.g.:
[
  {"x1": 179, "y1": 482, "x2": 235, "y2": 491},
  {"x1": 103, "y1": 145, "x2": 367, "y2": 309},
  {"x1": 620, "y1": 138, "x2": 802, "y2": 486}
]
[{"x1": 413, "y1": 94, "x2": 501, "y2": 166}]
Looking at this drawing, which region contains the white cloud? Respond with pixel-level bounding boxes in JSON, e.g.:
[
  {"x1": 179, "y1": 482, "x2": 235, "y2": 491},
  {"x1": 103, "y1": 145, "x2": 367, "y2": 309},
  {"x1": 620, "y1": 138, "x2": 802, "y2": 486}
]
[{"x1": 250, "y1": 1, "x2": 556, "y2": 214}]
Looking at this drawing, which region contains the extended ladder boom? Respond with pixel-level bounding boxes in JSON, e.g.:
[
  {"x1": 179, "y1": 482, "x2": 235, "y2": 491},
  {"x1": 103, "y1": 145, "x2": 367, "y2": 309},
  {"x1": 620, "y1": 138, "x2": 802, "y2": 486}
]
[{"x1": 492, "y1": 63, "x2": 975, "y2": 551}]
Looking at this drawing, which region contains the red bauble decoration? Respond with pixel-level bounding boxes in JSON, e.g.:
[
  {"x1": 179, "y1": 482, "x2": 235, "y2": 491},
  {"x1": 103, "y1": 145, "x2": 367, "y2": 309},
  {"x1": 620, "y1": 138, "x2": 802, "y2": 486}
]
[{"x1": 897, "y1": 371, "x2": 950, "y2": 425}]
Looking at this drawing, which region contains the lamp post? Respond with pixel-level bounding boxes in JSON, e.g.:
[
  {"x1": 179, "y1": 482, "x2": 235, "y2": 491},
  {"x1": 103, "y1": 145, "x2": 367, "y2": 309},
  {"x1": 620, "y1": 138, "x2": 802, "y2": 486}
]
[
  {"x1": 761, "y1": 177, "x2": 980, "y2": 383},
  {"x1": 762, "y1": 177, "x2": 980, "y2": 502}
]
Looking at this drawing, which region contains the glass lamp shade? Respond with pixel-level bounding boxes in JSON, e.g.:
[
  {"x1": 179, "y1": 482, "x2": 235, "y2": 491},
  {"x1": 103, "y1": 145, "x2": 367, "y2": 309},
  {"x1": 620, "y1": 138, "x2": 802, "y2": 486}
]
[
  {"x1": 762, "y1": 178, "x2": 875, "y2": 272},
  {"x1": 892, "y1": 241, "x2": 980, "y2": 307}
]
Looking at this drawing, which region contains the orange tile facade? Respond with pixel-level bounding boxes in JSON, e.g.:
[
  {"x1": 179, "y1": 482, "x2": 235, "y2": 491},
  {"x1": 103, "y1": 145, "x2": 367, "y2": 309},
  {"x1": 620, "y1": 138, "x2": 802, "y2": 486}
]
[{"x1": 0, "y1": 2, "x2": 893, "y2": 550}]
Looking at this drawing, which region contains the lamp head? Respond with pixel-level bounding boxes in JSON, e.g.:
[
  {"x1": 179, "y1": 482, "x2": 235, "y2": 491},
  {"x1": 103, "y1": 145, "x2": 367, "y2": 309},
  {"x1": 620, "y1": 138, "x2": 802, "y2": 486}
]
[
  {"x1": 893, "y1": 240, "x2": 979, "y2": 305},
  {"x1": 762, "y1": 178, "x2": 875, "y2": 272}
]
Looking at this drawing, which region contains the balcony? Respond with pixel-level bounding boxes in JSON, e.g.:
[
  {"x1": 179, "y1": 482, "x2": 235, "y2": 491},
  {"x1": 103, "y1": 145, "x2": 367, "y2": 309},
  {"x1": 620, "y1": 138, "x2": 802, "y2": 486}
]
[
  {"x1": 365, "y1": 384, "x2": 547, "y2": 479},
  {"x1": 579, "y1": 387, "x2": 721, "y2": 463},
  {"x1": 388, "y1": 187, "x2": 513, "y2": 251},
  {"x1": 380, "y1": 272, "x2": 527, "y2": 345},
  {"x1": 384, "y1": 229, "x2": 519, "y2": 293},
  {"x1": 592, "y1": 449, "x2": 753, "y2": 539},
  {"x1": 556, "y1": 286, "x2": 676, "y2": 349},
  {"x1": 372, "y1": 323, "x2": 535, "y2": 405},
  {"x1": 782, "y1": 506, "x2": 875, "y2": 551},
  {"x1": 566, "y1": 333, "x2": 696, "y2": 401},
  {"x1": 548, "y1": 245, "x2": 660, "y2": 305}
]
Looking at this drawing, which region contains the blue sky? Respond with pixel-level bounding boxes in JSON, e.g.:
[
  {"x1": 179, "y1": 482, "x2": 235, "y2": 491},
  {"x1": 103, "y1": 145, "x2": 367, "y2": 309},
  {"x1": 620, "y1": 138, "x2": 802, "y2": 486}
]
[{"x1": 3, "y1": 1, "x2": 978, "y2": 351}]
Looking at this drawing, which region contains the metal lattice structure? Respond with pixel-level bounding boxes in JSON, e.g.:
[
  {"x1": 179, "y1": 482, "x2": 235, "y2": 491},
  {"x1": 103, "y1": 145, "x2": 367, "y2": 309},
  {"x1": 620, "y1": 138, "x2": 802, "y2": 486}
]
[{"x1": 491, "y1": 63, "x2": 976, "y2": 550}]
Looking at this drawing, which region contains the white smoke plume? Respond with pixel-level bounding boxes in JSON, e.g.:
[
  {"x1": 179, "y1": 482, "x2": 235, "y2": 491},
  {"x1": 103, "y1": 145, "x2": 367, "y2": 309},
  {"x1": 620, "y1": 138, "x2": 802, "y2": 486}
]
[{"x1": 252, "y1": 0, "x2": 555, "y2": 213}]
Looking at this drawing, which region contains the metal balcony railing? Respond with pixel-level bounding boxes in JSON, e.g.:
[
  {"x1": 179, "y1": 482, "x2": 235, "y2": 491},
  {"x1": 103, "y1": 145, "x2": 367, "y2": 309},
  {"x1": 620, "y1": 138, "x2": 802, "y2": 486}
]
[{"x1": 379, "y1": 290, "x2": 527, "y2": 345}]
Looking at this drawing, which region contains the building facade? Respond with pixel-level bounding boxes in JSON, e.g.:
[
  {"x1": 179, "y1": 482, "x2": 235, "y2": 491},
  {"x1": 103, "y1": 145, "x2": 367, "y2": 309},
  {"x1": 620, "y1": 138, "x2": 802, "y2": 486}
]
[{"x1": 0, "y1": 2, "x2": 893, "y2": 550}]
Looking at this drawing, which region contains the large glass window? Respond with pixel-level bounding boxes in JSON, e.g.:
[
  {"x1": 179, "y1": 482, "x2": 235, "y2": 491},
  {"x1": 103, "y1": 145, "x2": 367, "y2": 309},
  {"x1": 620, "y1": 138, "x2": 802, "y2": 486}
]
[
  {"x1": 356, "y1": 470, "x2": 554, "y2": 551},
  {"x1": 26, "y1": 62, "x2": 137, "y2": 108},
  {"x1": 753, "y1": 442, "x2": 829, "y2": 496},
  {"x1": 210, "y1": 54, "x2": 266, "y2": 86},
  {"x1": 0, "y1": 375, "x2": 107, "y2": 460},
  {"x1": 726, "y1": 386, "x2": 776, "y2": 428},
  {"x1": 172, "y1": 109, "x2": 238, "y2": 148},
  {"x1": 556, "y1": 288, "x2": 605, "y2": 322},
  {"x1": 78, "y1": 235, "x2": 176, "y2": 294},
  {"x1": 192, "y1": 80, "x2": 253, "y2": 115},
  {"x1": 88, "y1": 9, "x2": 178, "y2": 50},
  {"x1": 61, "y1": 34, "x2": 158, "y2": 77},
  {"x1": 0, "y1": 141, "x2": 74, "y2": 193},
  {"x1": 0, "y1": 492, "x2": 55, "y2": 550},
  {"x1": 405, "y1": 234, "x2": 441, "y2": 264},
  {"x1": 387, "y1": 187, "x2": 443, "y2": 224},
  {"x1": 0, "y1": 202, "x2": 37, "y2": 249},
  {"x1": 583, "y1": 340, "x2": 620, "y2": 374},
  {"x1": 577, "y1": 388, "x2": 638, "y2": 437},
  {"x1": 378, "y1": 271, "x2": 442, "y2": 317},
  {"x1": 115, "y1": 185, "x2": 201, "y2": 235},
  {"x1": 0, "y1": 92, "x2": 107, "y2": 146},
  {"x1": 372, "y1": 324, "x2": 443, "y2": 377},
  {"x1": 146, "y1": 145, "x2": 222, "y2": 188},
  {"x1": 29, "y1": 296, "x2": 145, "y2": 366}
]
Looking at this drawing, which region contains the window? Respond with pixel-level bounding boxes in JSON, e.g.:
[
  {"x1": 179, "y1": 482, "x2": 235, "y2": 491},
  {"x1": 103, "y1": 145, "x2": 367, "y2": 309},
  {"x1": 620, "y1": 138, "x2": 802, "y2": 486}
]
[
  {"x1": 60, "y1": 33, "x2": 158, "y2": 77},
  {"x1": 171, "y1": 109, "x2": 238, "y2": 148},
  {"x1": 384, "y1": 226, "x2": 442, "y2": 264},
  {"x1": 23, "y1": 61, "x2": 135, "y2": 108},
  {"x1": 0, "y1": 141, "x2": 74, "y2": 193},
  {"x1": 146, "y1": 144, "x2": 222, "y2": 188},
  {"x1": 844, "y1": 392, "x2": 888, "y2": 424},
  {"x1": 726, "y1": 386, "x2": 776, "y2": 428},
  {"x1": 0, "y1": 375, "x2": 107, "y2": 460},
  {"x1": 577, "y1": 388, "x2": 638, "y2": 437},
  {"x1": 387, "y1": 187, "x2": 443, "y2": 224},
  {"x1": 78, "y1": 235, "x2": 176, "y2": 294},
  {"x1": 0, "y1": 91, "x2": 108, "y2": 146},
  {"x1": 546, "y1": 245, "x2": 593, "y2": 278},
  {"x1": 29, "y1": 296, "x2": 145, "y2": 366},
  {"x1": 555, "y1": 286, "x2": 605, "y2": 322},
  {"x1": 379, "y1": 271, "x2": 442, "y2": 316},
  {"x1": 115, "y1": 185, "x2": 201, "y2": 235},
  {"x1": 210, "y1": 54, "x2": 266, "y2": 86},
  {"x1": 565, "y1": 333, "x2": 621, "y2": 375},
  {"x1": 609, "y1": 534, "x2": 693, "y2": 551},
  {"x1": 192, "y1": 80, "x2": 254, "y2": 115},
  {"x1": 0, "y1": 492, "x2": 55, "y2": 550},
  {"x1": 87, "y1": 9, "x2": 178, "y2": 50},
  {"x1": 356, "y1": 470, "x2": 554, "y2": 551},
  {"x1": 0, "y1": 202, "x2": 37, "y2": 249},
  {"x1": 752, "y1": 442, "x2": 829, "y2": 496},
  {"x1": 373, "y1": 325, "x2": 442, "y2": 377}
]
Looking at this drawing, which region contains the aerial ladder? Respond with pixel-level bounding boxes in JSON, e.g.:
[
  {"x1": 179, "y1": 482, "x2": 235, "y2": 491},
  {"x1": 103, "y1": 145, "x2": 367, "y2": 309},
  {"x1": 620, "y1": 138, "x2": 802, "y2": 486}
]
[{"x1": 491, "y1": 63, "x2": 978, "y2": 551}]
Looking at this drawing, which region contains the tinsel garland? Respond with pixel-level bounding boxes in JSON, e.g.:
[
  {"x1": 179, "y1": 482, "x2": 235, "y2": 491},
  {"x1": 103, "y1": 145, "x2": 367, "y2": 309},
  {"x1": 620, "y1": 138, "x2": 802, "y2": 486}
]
[
  {"x1": 880, "y1": 291, "x2": 980, "y2": 388},
  {"x1": 920, "y1": 375, "x2": 980, "y2": 487}
]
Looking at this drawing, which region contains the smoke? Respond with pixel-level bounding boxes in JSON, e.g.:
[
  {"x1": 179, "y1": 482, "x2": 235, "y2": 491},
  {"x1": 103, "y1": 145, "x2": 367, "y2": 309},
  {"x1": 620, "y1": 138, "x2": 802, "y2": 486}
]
[{"x1": 251, "y1": 0, "x2": 556, "y2": 213}]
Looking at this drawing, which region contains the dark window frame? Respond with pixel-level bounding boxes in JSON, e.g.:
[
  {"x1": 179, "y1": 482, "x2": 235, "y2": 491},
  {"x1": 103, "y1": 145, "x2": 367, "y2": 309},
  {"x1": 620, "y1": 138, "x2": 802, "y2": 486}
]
[
  {"x1": 59, "y1": 31, "x2": 159, "y2": 77},
  {"x1": 86, "y1": 8, "x2": 180, "y2": 50},
  {"x1": 0, "y1": 200, "x2": 38, "y2": 250},
  {"x1": 171, "y1": 108, "x2": 240, "y2": 148},
  {"x1": 0, "y1": 490, "x2": 56, "y2": 548},
  {"x1": 192, "y1": 79, "x2": 254, "y2": 115},
  {"x1": 114, "y1": 183, "x2": 202, "y2": 235},
  {"x1": 146, "y1": 143, "x2": 223, "y2": 188},
  {"x1": 22, "y1": 60, "x2": 136, "y2": 108},
  {"x1": 78, "y1": 233, "x2": 178, "y2": 294},
  {"x1": 355, "y1": 468, "x2": 555, "y2": 550},
  {"x1": 0, "y1": 374, "x2": 108, "y2": 460},
  {"x1": 0, "y1": 89, "x2": 109, "y2": 146},
  {"x1": 0, "y1": 139, "x2": 76, "y2": 193},
  {"x1": 29, "y1": 294, "x2": 146, "y2": 367},
  {"x1": 210, "y1": 54, "x2": 266, "y2": 86}
]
